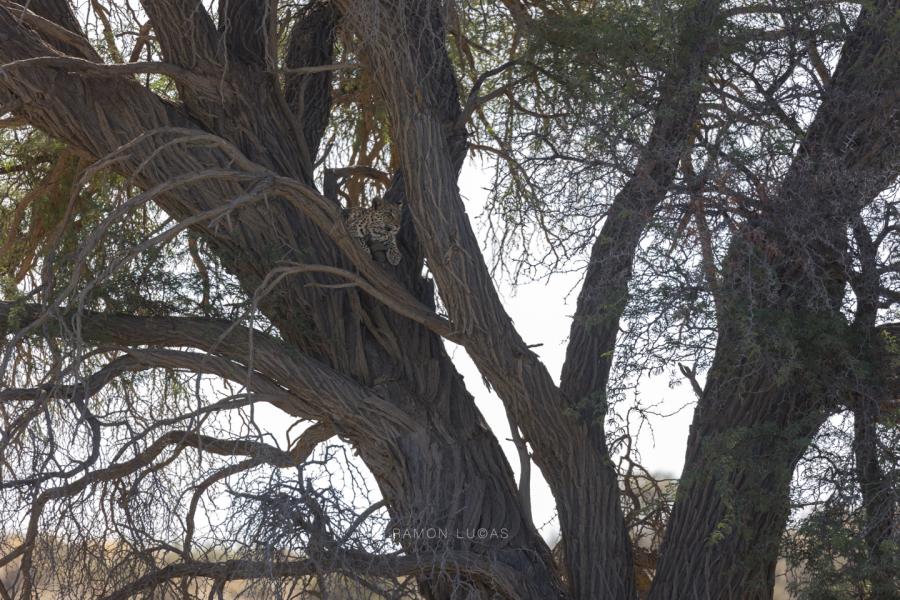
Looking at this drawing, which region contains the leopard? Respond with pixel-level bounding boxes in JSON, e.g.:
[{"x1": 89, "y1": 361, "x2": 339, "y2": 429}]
[{"x1": 345, "y1": 200, "x2": 403, "y2": 266}]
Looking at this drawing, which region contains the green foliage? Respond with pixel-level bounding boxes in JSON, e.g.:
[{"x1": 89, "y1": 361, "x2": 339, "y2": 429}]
[
  {"x1": 528, "y1": 0, "x2": 679, "y2": 77},
  {"x1": 784, "y1": 505, "x2": 899, "y2": 599}
]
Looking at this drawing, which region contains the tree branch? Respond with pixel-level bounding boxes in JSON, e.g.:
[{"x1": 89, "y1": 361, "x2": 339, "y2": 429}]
[
  {"x1": 335, "y1": 1, "x2": 722, "y2": 597},
  {"x1": 218, "y1": 0, "x2": 276, "y2": 67},
  {"x1": 98, "y1": 548, "x2": 516, "y2": 600},
  {"x1": 0, "y1": 56, "x2": 217, "y2": 92},
  {"x1": 0, "y1": 302, "x2": 416, "y2": 433},
  {"x1": 0, "y1": 0, "x2": 99, "y2": 59},
  {"x1": 560, "y1": 0, "x2": 722, "y2": 413},
  {"x1": 139, "y1": 0, "x2": 218, "y2": 70},
  {"x1": 284, "y1": 1, "x2": 339, "y2": 167}
]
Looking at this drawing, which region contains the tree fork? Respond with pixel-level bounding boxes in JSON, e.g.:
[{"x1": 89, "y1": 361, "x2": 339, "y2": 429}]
[
  {"x1": 0, "y1": 3, "x2": 565, "y2": 597},
  {"x1": 648, "y1": 2, "x2": 900, "y2": 596}
]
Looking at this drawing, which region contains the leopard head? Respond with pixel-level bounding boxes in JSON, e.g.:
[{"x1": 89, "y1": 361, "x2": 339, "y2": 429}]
[{"x1": 382, "y1": 201, "x2": 403, "y2": 225}]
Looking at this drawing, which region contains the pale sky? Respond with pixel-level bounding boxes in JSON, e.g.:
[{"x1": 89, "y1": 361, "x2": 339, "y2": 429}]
[{"x1": 449, "y1": 161, "x2": 697, "y2": 535}]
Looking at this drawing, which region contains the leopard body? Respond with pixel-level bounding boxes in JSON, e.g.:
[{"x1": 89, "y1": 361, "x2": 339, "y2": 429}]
[{"x1": 345, "y1": 201, "x2": 403, "y2": 266}]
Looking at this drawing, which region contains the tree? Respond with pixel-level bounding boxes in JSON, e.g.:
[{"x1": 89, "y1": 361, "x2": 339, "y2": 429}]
[{"x1": 0, "y1": 0, "x2": 896, "y2": 599}]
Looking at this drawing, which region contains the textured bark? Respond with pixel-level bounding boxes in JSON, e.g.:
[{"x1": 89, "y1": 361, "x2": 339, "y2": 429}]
[
  {"x1": 554, "y1": 3, "x2": 721, "y2": 594},
  {"x1": 2, "y1": 0, "x2": 896, "y2": 598},
  {"x1": 648, "y1": 3, "x2": 900, "y2": 597},
  {"x1": 284, "y1": 1, "x2": 338, "y2": 162},
  {"x1": 332, "y1": 2, "x2": 629, "y2": 596},
  {"x1": 853, "y1": 397, "x2": 899, "y2": 600},
  {"x1": 851, "y1": 223, "x2": 899, "y2": 600},
  {"x1": 336, "y1": 1, "x2": 728, "y2": 597},
  {"x1": 11, "y1": 0, "x2": 97, "y2": 59},
  {"x1": 559, "y1": 0, "x2": 720, "y2": 407},
  {"x1": 0, "y1": 3, "x2": 562, "y2": 598},
  {"x1": 218, "y1": 0, "x2": 277, "y2": 67}
]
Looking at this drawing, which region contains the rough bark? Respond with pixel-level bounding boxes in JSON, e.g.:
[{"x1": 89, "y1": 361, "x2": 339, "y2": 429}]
[
  {"x1": 0, "y1": 3, "x2": 563, "y2": 598},
  {"x1": 332, "y1": 1, "x2": 627, "y2": 596},
  {"x1": 336, "y1": 1, "x2": 728, "y2": 597},
  {"x1": 648, "y1": 2, "x2": 900, "y2": 597},
  {"x1": 853, "y1": 397, "x2": 899, "y2": 600},
  {"x1": 3, "y1": 1, "x2": 895, "y2": 598},
  {"x1": 284, "y1": 1, "x2": 338, "y2": 162},
  {"x1": 555, "y1": 2, "x2": 722, "y2": 594},
  {"x1": 851, "y1": 223, "x2": 899, "y2": 599},
  {"x1": 559, "y1": 0, "x2": 720, "y2": 408}
]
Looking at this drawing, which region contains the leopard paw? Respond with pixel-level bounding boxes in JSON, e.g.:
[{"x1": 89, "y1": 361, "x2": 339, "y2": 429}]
[{"x1": 386, "y1": 246, "x2": 402, "y2": 266}]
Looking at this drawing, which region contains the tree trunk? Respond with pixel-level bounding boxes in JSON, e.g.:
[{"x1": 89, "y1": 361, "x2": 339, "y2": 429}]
[
  {"x1": 649, "y1": 2, "x2": 900, "y2": 596},
  {"x1": 852, "y1": 223, "x2": 899, "y2": 600},
  {"x1": 853, "y1": 396, "x2": 899, "y2": 600},
  {"x1": 0, "y1": 3, "x2": 565, "y2": 597}
]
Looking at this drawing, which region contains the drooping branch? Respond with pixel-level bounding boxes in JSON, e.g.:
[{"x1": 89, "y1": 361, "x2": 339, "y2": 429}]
[
  {"x1": 0, "y1": 354, "x2": 146, "y2": 403},
  {"x1": 0, "y1": 348, "x2": 291, "y2": 489},
  {"x1": 0, "y1": 301, "x2": 415, "y2": 433},
  {"x1": 0, "y1": 424, "x2": 332, "y2": 572}
]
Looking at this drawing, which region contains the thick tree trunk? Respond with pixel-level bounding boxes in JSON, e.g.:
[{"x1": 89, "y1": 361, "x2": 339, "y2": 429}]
[
  {"x1": 336, "y1": 1, "x2": 726, "y2": 597},
  {"x1": 5, "y1": 1, "x2": 897, "y2": 598},
  {"x1": 852, "y1": 224, "x2": 899, "y2": 600},
  {"x1": 649, "y1": 2, "x2": 900, "y2": 597},
  {"x1": 853, "y1": 397, "x2": 899, "y2": 600},
  {"x1": 648, "y1": 320, "x2": 829, "y2": 599},
  {"x1": 0, "y1": 4, "x2": 565, "y2": 598}
]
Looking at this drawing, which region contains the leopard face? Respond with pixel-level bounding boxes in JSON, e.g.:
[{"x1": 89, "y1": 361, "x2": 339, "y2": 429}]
[{"x1": 346, "y1": 201, "x2": 404, "y2": 265}]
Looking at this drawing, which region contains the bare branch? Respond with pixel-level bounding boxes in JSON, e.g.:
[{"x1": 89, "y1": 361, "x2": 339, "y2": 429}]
[
  {"x1": 98, "y1": 549, "x2": 518, "y2": 600},
  {"x1": 0, "y1": 56, "x2": 217, "y2": 92},
  {"x1": 0, "y1": 302, "x2": 416, "y2": 432}
]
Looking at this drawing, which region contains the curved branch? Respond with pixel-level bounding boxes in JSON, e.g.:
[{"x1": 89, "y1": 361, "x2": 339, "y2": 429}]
[
  {"x1": 139, "y1": 0, "x2": 218, "y2": 70},
  {"x1": 0, "y1": 423, "x2": 333, "y2": 569},
  {"x1": 0, "y1": 354, "x2": 142, "y2": 403},
  {"x1": 0, "y1": 301, "x2": 416, "y2": 433},
  {"x1": 256, "y1": 262, "x2": 458, "y2": 343},
  {"x1": 0, "y1": 0, "x2": 99, "y2": 60},
  {"x1": 0, "y1": 7, "x2": 452, "y2": 373},
  {"x1": 98, "y1": 549, "x2": 518, "y2": 600},
  {"x1": 0, "y1": 56, "x2": 217, "y2": 91}
]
